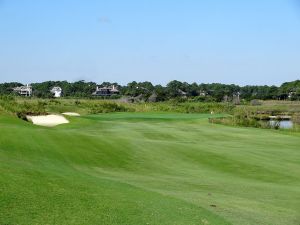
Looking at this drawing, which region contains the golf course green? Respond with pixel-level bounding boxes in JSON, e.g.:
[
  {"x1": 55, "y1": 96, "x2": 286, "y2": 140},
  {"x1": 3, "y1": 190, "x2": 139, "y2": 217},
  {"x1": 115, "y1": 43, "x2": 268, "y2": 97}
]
[{"x1": 0, "y1": 112, "x2": 299, "y2": 225}]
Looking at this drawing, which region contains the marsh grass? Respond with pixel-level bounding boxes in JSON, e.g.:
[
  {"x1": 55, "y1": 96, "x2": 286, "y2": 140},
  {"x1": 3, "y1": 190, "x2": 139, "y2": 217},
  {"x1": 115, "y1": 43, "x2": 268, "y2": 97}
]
[
  {"x1": 209, "y1": 105, "x2": 300, "y2": 132},
  {"x1": 0, "y1": 96, "x2": 47, "y2": 119},
  {"x1": 0, "y1": 97, "x2": 235, "y2": 116}
]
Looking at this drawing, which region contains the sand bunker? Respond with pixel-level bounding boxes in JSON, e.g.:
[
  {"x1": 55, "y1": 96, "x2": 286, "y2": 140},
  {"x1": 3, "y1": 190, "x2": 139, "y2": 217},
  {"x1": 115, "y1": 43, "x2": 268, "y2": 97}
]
[
  {"x1": 62, "y1": 112, "x2": 80, "y2": 116},
  {"x1": 27, "y1": 115, "x2": 69, "y2": 127}
]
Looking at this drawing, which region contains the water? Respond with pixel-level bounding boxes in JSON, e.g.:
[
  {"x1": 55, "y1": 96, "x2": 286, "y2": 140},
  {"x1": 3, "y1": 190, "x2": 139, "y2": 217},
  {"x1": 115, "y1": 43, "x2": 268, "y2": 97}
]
[{"x1": 269, "y1": 120, "x2": 294, "y2": 129}]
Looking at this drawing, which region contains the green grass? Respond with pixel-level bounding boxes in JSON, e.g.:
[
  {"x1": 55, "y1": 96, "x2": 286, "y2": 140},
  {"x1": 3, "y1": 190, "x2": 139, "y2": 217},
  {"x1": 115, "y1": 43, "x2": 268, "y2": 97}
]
[{"x1": 0, "y1": 112, "x2": 300, "y2": 225}]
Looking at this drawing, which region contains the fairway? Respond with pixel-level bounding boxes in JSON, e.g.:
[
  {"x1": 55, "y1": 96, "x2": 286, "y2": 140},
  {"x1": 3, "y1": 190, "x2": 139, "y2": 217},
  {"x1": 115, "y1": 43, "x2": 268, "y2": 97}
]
[{"x1": 0, "y1": 112, "x2": 300, "y2": 225}]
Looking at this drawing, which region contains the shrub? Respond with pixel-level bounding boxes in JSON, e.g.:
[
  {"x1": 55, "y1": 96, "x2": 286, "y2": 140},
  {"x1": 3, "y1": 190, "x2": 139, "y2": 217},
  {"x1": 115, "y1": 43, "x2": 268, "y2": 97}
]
[
  {"x1": 250, "y1": 99, "x2": 262, "y2": 106},
  {"x1": 88, "y1": 102, "x2": 134, "y2": 114},
  {"x1": 0, "y1": 98, "x2": 47, "y2": 118},
  {"x1": 292, "y1": 113, "x2": 300, "y2": 125}
]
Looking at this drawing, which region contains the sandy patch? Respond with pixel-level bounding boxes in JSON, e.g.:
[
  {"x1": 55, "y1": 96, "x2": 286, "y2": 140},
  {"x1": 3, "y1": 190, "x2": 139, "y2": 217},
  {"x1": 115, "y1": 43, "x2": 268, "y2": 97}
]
[
  {"x1": 62, "y1": 112, "x2": 80, "y2": 116},
  {"x1": 27, "y1": 115, "x2": 69, "y2": 127}
]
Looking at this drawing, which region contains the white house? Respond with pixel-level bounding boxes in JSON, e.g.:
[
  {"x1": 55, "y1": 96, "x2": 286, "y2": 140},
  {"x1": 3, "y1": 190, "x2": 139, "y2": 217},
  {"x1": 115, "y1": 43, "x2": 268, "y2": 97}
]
[
  {"x1": 13, "y1": 84, "x2": 32, "y2": 97},
  {"x1": 92, "y1": 85, "x2": 119, "y2": 96},
  {"x1": 199, "y1": 90, "x2": 207, "y2": 96},
  {"x1": 50, "y1": 87, "x2": 62, "y2": 98}
]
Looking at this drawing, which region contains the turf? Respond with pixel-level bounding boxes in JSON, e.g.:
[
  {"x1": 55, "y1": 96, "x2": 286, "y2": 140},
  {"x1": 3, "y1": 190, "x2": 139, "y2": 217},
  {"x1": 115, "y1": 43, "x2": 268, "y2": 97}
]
[{"x1": 0, "y1": 112, "x2": 299, "y2": 225}]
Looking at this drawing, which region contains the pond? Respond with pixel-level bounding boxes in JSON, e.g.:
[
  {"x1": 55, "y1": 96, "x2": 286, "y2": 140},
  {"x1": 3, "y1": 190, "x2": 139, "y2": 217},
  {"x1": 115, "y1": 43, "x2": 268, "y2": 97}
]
[{"x1": 269, "y1": 120, "x2": 294, "y2": 129}]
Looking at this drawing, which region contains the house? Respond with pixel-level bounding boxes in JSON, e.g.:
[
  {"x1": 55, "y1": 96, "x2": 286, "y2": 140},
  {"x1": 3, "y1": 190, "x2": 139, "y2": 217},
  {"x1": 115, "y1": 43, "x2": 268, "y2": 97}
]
[
  {"x1": 288, "y1": 91, "x2": 296, "y2": 99},
  {"x1": 178, "y1": 89, "x2": 187, "y2": 96},
  {"x1": 92, "y1": 85, "x2": 119, "y2": 96},
  {"x1": 13, "y1": 84, "x2": 32, "y2": 96},
  {"x1": 50, "y1": 87, "x2": 62, "y2": 98},
  {"x1": 199, "y1": 90, "x2": 207, "y2": 96},
  {"x1": 232, "y1": 92, "x2": 241, "y2": 104}
]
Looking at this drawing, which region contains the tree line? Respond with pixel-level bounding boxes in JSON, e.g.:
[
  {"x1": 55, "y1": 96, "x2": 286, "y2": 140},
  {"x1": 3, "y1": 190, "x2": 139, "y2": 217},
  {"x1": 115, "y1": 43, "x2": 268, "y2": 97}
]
[{"x1": 0, "y1": 80, "x2": 299, "y2": 102}]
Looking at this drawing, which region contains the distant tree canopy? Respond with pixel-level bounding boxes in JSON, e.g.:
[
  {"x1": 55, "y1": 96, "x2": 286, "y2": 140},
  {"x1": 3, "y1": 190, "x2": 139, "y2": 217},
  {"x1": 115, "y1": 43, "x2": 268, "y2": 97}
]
[
  {"x1": 0, "y1": 80, "x2": 299, "y2": 102},
  {"x1": 0, "y1": 82, "x2": 22, "y2": 95}
]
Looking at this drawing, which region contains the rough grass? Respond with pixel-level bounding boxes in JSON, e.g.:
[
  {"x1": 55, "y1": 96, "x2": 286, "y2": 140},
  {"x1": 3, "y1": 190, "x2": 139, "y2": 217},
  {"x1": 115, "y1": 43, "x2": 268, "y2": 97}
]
[
  {"x1": 0, "y1": 112, "x2": 300, "y2": 225},
  {"x1": 243, "y1": 100, "x2": 300, "y2": 114},
  {"x1": 1, "y1": 97, "x2": 235, "y2": 115}
]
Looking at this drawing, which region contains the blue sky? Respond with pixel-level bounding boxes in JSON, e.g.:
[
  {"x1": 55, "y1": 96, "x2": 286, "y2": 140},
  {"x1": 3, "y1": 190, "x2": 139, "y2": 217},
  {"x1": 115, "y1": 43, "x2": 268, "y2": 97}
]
[{"x1": 0, "y1": 0, "x2": 299, "y2": 85}]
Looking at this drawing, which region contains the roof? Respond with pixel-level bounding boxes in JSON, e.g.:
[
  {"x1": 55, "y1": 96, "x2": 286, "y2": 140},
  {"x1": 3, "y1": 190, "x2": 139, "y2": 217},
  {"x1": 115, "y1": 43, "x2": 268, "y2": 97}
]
[
  {"x1": 13, "y1": 85, "x2": 32, "y2": 91},
  {"x1": 51, "y1": 86, "x2": 62, "y2": 92}
]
